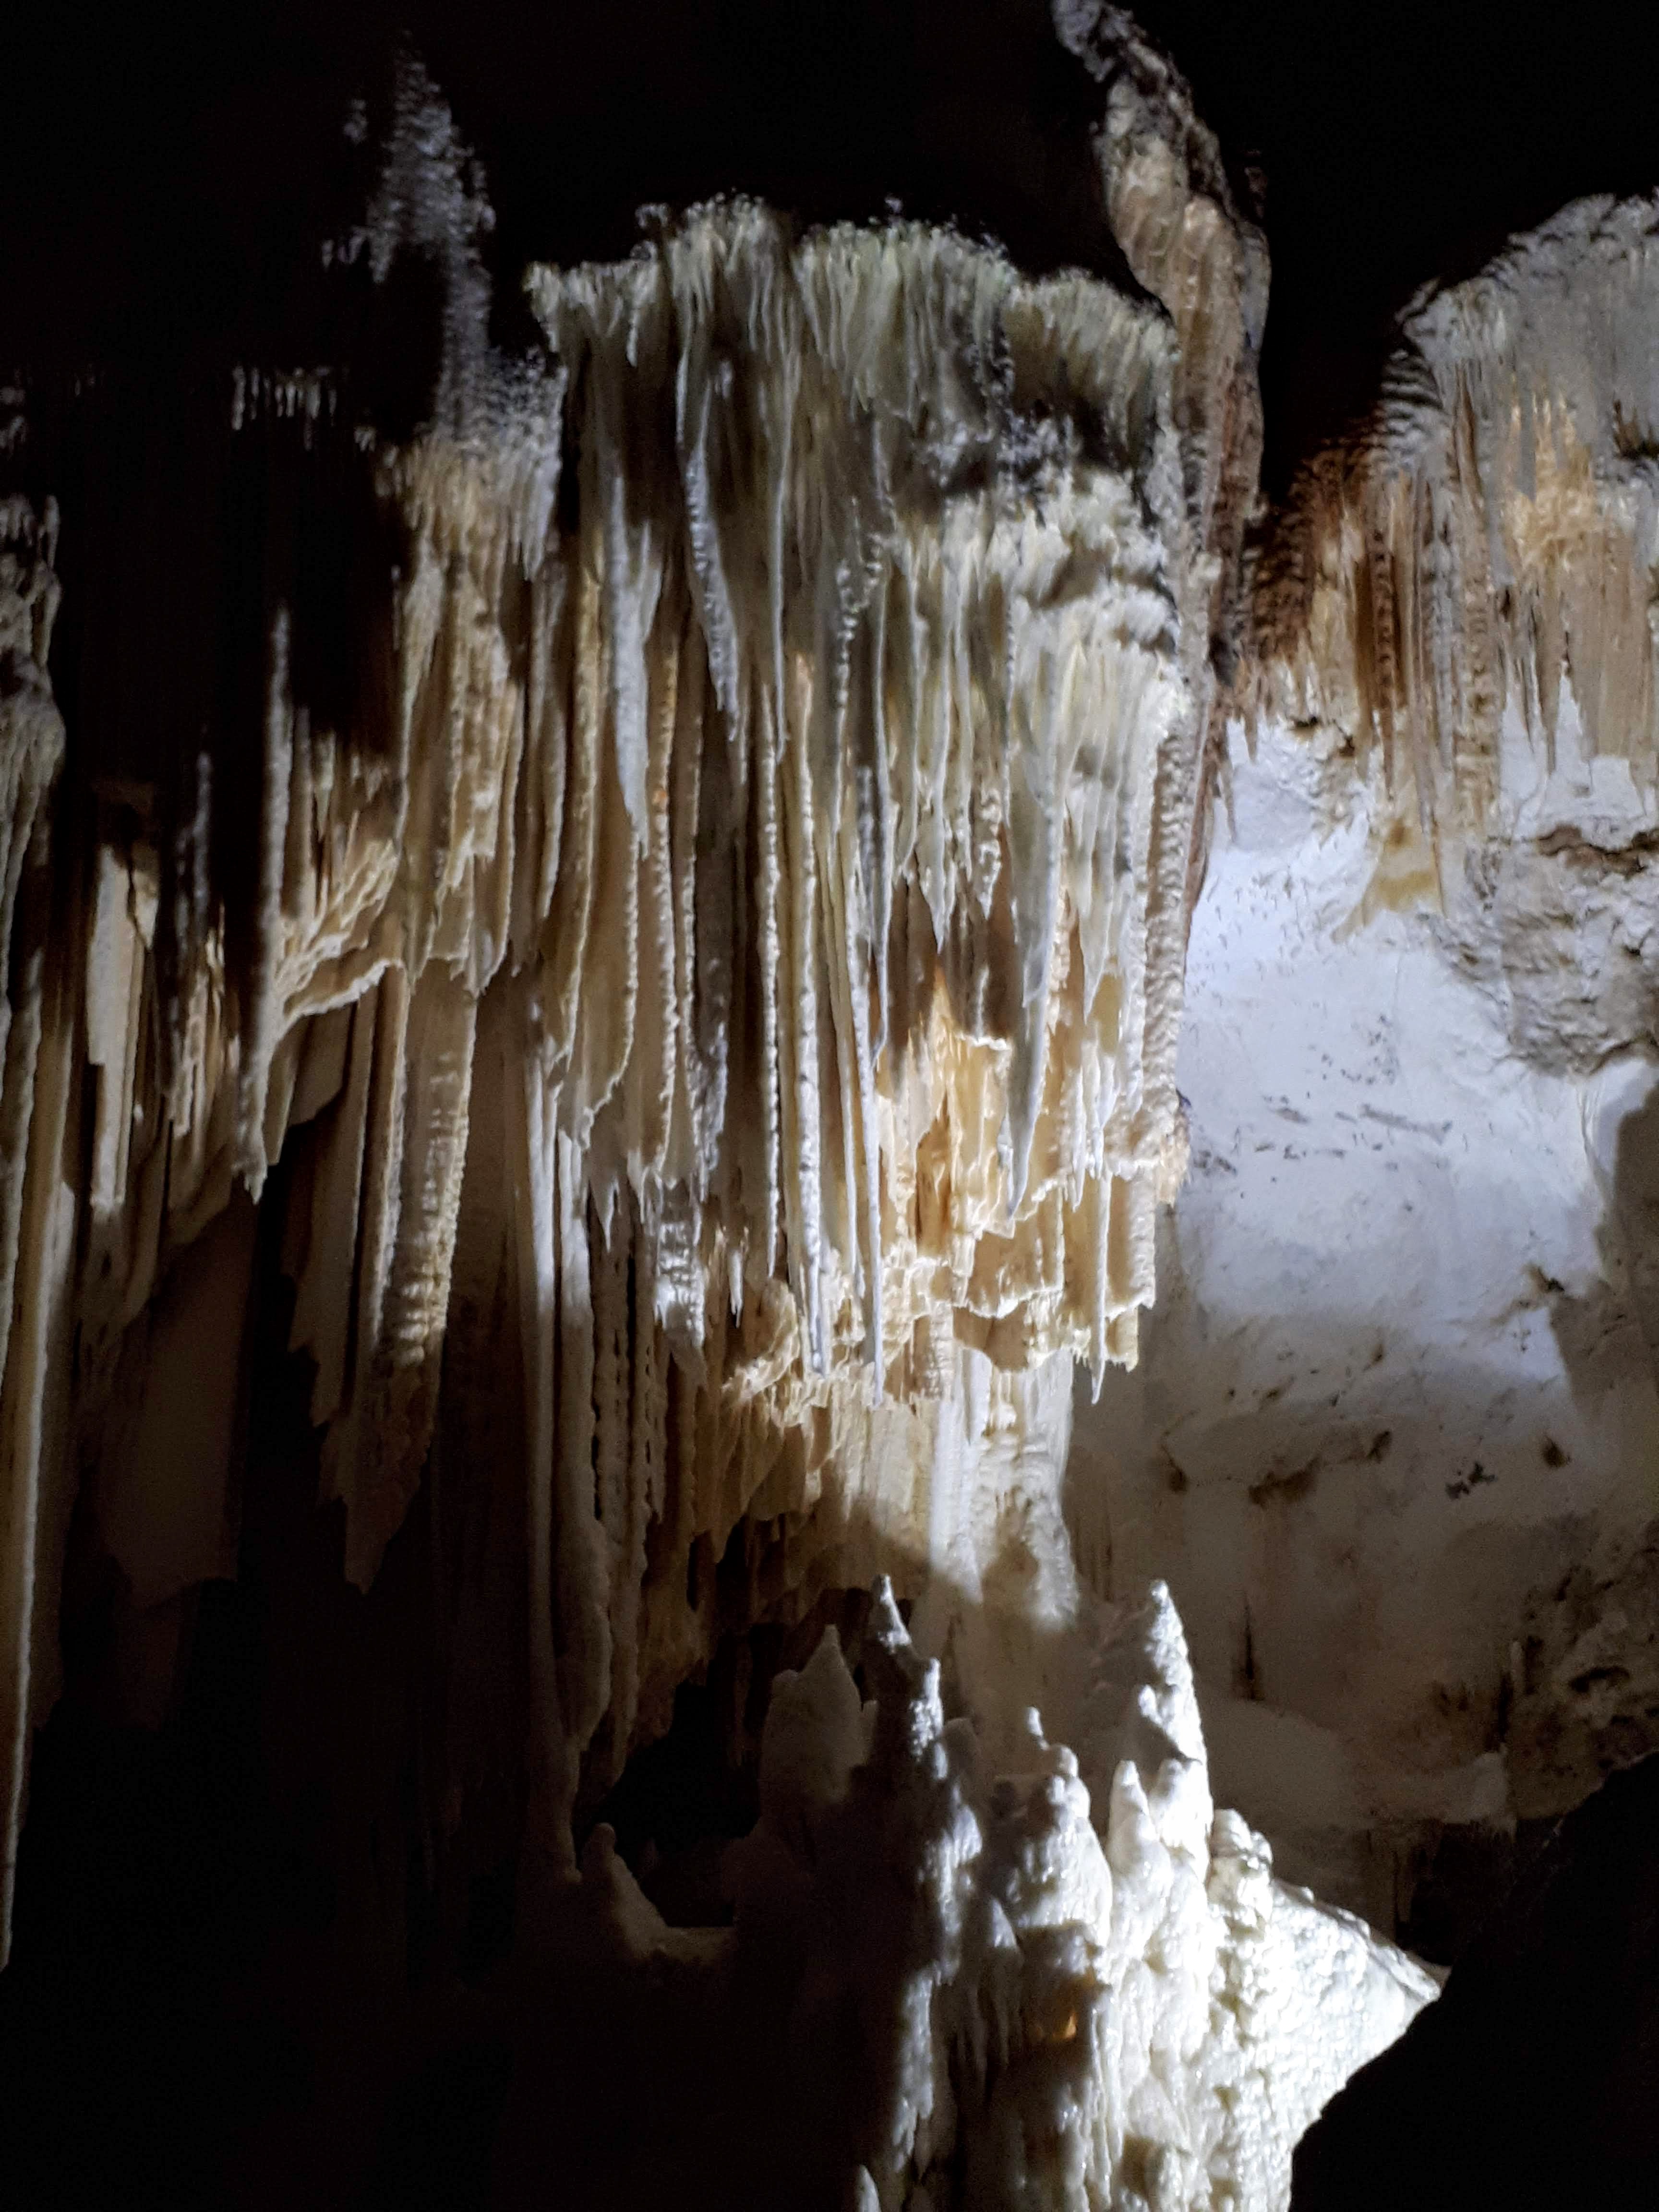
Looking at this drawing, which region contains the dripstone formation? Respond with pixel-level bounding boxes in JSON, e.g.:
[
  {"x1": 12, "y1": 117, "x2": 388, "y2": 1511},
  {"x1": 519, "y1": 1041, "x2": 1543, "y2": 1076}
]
[{"x1": 3, "y1": 8, "x2": 1657, "y2": 2207}]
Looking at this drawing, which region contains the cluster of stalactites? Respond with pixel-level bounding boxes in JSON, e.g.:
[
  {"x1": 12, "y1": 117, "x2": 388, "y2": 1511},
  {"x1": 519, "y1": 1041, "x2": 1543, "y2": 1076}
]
[
  {"x1": 0, "y1": 485, "x2": 70, "y2": 1954},
  {"x1": 0, "y1": 210, "x2": 1205, "y2": 1911},
  {"x1": 517, "y1": 204, "x2": 1191, "y2": 1395},
  {"x1": 78, "y1": 206, "x2": 1193, "y2": 1549},
  {"x1": 1255, "y1": 193, "x2": 1659, "y2": 854}
]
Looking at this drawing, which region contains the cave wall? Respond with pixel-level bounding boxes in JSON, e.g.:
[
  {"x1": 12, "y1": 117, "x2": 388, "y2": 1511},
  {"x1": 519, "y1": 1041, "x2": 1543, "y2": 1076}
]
[
  {"x1": 1075, "y1": 190, "x2": 1659, "y2": 1936},
  {"x1": 1072, "y1": 712, "x2": 1659, "y2": 1927},
  {"x1": 5, "y1": 3, "x2": 1659, "y2": 2203}
]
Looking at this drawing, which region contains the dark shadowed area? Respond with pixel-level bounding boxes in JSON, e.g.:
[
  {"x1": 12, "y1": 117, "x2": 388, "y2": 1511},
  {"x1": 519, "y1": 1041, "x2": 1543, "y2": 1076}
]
[
  {"x1": 6, "y1": 1, "x2": 1659, "y2": 487},
  {"x1": 1292, "y1": 1754, "x2": 1659, "y2": 2211}
]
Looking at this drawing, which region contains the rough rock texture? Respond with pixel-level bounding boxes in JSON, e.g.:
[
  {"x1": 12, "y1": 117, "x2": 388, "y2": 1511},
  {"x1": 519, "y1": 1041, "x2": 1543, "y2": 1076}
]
[
  {"x1": 1055, "y1": 0, "x2": 1269, "y2": 914},
  {"x1": 36, "y1": 10, "x2": 1659, "y2": 2205},
  {"x1": 500, "y1": 1578, "x2": 1433, "y2": 2212},
  {"x1": 1071, "y1": 716, "x2": 1659, "y2": 1929},
  {"x1": 1291, "y1": 1751, "x2": 1659, "y2": 2212},
  {"x1": 1070, "y1": 192, "x2": 1659, "y2": 1938},
  {"x1": 0, "y1": 25, "x2": 1269, "y2": 1970}
]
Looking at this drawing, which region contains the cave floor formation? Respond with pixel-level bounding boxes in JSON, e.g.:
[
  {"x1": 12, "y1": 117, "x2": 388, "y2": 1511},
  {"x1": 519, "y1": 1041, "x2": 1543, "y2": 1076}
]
[{"x1": 3, "y1": 6, "x2": 1659, "y2": 2208}]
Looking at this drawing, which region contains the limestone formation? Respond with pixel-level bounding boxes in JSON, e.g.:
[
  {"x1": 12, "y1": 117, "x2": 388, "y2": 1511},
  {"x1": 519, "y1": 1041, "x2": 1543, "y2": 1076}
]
[
  {"x1": 1074, "y1": 187, "x2": 1659, "y2": 1936},
  {"x1": 539, "y1": 1578, "x2": 1433, "y2": 2212},
  {"x1": 0, "y1": 34, "x2": 1250, "y2": 1954},
  {"x1": 8, "y1": 9, "x2": 1659, "y2": 2208}
]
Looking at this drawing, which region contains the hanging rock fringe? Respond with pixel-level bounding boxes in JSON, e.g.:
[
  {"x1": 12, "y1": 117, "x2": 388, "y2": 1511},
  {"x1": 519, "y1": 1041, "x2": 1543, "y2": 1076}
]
[{"x1": 0, "y1": 206, "x2": 1212, "y2": 1917}]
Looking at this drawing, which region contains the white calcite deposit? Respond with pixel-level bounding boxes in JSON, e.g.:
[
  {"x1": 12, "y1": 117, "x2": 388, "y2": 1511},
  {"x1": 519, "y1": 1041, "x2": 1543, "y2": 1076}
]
[
  {"x1": 42, "y1": 23, "x2": 1659, "y2": 2207},
  {"x1": 0, "y1": 42, "x2": 1254, "y2": 1957},
  {"x1": 579, "y1": 1575, "x2": 1435, "y2": 2212},
  {"x1": 1072, "y1": 709, "x2": 1659, "y2": 1917},
  {"x1": 1074, "y1": 189, "x2": 1659, "y2": 1921}
]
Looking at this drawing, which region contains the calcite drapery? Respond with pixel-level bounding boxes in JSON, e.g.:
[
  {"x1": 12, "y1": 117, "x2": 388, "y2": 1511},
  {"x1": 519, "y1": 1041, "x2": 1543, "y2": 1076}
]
[
  {"x1": 0, "y1": 148, "x2": 1240, "y2": 1938},
  {"x1": 1258, "y1": 194, "x2": 1659, "y2": 865}
]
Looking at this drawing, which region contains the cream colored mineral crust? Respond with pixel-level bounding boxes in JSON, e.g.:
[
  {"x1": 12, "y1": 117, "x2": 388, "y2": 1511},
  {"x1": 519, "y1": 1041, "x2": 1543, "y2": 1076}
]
[
  {"x1": 0, "y1": 31, "x2": 1457, "y2": 2206},
  {"x1": 0, "y1": 195, "x2": 1219, "y2": 1933},
  {"x1": 1066, "y1": 191, "x2": 1659, "y2": 1940}
]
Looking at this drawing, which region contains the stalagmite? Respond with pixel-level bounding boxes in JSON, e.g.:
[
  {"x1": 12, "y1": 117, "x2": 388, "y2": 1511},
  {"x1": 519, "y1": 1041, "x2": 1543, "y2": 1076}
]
[{"x1": 556, "y1": 1576, "x2": 1434, "y2": 2212}]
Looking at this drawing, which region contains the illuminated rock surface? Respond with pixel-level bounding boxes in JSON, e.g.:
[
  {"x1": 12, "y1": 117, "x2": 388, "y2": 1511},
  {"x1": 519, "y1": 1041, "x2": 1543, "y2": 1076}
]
[
  {"x1": 1075, "y1": 192, "x2": 1659, "y2": 1935},
  {"x1": 4, "y1": 6, "x2": 1659, "y2": 2206},
  {"x1": 498, "y1": 1578, "x2": 1433, "y2": 2211},
  {"x1": 0, "y1": 98, "x2": 1217, "y2": 1939}
]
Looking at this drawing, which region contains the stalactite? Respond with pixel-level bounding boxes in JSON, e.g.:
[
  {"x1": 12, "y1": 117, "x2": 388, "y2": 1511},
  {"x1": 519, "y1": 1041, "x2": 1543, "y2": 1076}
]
[
  {"x1": 0, "y1": 153, "x2": 1259, "y2": 1927},
  {"x1": 1056, "y1": 0, "x2": 1270, "y2": 946},
  {"x1": 1257, "y1": 193, "x2": 1659, "y2": 869}
]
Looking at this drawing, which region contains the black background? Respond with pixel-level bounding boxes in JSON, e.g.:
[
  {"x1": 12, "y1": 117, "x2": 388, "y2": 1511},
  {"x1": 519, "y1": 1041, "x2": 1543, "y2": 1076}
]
[{"x1": 5, "y1": 0, "x2": 1655, "y2": 490}]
